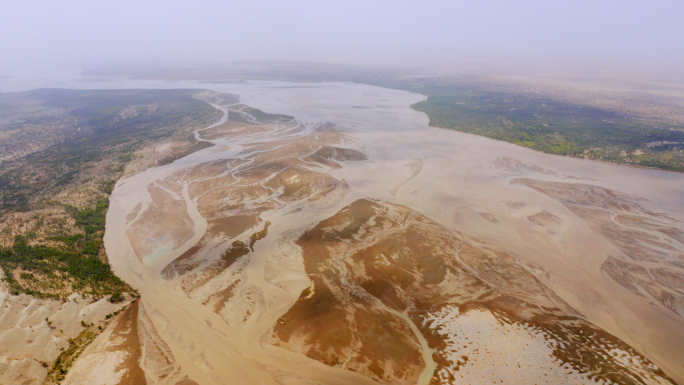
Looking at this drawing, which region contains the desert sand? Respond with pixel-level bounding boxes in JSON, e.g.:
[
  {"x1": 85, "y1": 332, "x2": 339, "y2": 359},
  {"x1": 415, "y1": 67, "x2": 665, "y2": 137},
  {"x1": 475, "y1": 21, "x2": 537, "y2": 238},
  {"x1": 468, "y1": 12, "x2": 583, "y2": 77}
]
[{"x1": 0, "y1": 290, "x2": 128, "y2": 384}]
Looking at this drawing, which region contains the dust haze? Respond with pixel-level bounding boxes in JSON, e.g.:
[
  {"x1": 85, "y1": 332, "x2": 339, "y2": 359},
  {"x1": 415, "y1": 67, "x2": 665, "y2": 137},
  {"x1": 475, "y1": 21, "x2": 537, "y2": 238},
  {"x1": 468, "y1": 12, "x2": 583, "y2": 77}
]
[
  {"x1": 2, "y1": 2, "x2": 684, "y2": 385},
  {"x1": 1, "y1": 0, "x2": 683, "y2": 76}
]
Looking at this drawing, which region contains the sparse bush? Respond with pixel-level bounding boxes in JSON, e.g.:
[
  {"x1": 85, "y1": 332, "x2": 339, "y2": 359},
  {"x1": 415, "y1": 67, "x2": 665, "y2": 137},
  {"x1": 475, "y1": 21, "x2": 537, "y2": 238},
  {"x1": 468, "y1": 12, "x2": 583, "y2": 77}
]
[
  {"x1": 109, "y1": 292, "x2": 123, "y2": 303},
  {"x1": 0, "y1": 89, "x2": 220, "y2": 299}
]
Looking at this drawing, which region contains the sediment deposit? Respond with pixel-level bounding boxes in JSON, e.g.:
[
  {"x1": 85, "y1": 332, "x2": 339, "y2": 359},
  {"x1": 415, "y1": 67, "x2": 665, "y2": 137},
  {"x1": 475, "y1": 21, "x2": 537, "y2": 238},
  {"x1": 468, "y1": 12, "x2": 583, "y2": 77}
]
[{"x1": 94, "y1": 82, "x2": 684, "y2": 384}]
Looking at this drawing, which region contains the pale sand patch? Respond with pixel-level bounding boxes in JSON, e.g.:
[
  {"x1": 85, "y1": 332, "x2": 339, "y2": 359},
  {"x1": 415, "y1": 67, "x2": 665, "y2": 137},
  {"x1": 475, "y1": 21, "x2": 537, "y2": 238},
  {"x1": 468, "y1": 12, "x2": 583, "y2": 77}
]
[
  {"x1": 0, "y1": 356, "x2": 47, "y2": 385},
  {"x1": 0, "y1": 291, "x2": 127, "y2": 385},
  {"x1": 426, "y1": 307, "x2": 594, "y2": 384},
  {"x1": 64, "y1": 351, "x2": 128, "y2": 385}
]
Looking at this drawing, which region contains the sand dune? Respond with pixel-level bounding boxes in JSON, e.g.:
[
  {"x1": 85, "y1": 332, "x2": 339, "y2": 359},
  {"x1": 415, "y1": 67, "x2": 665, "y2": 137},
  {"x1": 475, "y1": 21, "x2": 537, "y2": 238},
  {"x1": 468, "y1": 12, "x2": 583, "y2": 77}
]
[{"x1": 0, "y1": 290, "x2": 129, "y2": 384}]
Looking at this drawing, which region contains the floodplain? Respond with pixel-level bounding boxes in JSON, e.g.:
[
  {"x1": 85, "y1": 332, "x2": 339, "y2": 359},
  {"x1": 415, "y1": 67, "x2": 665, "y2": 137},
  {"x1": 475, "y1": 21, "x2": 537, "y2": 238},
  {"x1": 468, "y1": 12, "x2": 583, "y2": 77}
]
[{"x1": 94, "y1": 80, "x2": 684, "y2": 385}]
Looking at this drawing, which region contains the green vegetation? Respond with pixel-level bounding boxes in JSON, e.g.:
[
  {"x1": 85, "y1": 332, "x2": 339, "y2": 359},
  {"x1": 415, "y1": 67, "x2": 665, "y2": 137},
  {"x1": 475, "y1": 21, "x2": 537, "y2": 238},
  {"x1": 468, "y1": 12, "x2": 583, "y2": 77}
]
[
  {"x1": 0, "y1": 89, "x2": 219, "y2": 211},
  {"x1": 44, "y1": 304, "x2": 127, "y2": 384},
  {"x1": 46, "y1": 328, "x2": 98, "y2": 383},
  {"x1": 0, "y1": 183, "x2": 127, "y2": 298},
  {"x1": 0, "y1": 88, "x2": 220, "y2": 298},
  {"x1": 411, "y1": 88, "x2": 587, "y2": 155},
  {"x1": 346, "y1": 73, "x2": 684, "y2": 172},
  {"x1": 408, "y1": 86, "x2": 684, "y2": 171},
  {"x1": 241, "y1": 106, "x2": 294, "y2": 123},
  {"x1": 87, "y1": 66, "x2": 684, "y2": 171},
  {"x1": 157, "y1": 136, "x2": 214, "y2": 166}
]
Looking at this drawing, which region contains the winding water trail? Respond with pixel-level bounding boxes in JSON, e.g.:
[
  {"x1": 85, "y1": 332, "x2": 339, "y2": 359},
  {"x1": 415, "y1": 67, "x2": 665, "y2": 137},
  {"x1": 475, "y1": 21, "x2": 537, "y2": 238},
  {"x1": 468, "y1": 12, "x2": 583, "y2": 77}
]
[
  {"x1": 101, "y1": 81, "x2": 684, "y2": 384},
  {"x1": 0, "y1": 74, "x2": 674, "y2": 384}
]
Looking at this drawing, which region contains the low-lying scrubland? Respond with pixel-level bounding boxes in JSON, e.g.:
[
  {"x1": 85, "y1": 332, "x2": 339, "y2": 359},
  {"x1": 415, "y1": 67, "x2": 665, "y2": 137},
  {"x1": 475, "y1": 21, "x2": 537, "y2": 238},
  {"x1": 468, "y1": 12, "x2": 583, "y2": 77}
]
[{"x1": 0, "y1": 88, "x2": 220, "y2": 298}]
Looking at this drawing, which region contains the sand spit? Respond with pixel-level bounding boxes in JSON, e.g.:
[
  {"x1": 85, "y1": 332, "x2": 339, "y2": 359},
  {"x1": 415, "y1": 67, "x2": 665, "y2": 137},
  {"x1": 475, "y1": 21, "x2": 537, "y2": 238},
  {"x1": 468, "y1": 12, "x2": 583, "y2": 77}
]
[
  {"x1": 64, "y1": 300, "x2": 146, "y2": 385},
  {"x1": 95, "y1": 82, "x2": 684, "y2": 384}
]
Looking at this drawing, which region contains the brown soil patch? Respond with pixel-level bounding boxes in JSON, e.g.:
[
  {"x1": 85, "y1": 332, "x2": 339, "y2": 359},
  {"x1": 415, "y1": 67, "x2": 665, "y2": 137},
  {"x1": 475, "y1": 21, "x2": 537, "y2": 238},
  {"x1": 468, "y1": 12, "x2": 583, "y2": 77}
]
[
  {"x1": 477, "y1": 212, "x2": 500, "y2": 223},
  {"x1": 527, "y1": 210, "x2": 562, "y2": 227},
  {"x1": 208, "y1": 215, "x2": 259, "y2": 238},
  {"x1": 305, "y1": 146, "x2": 368, "y2": 169},
  {"x1": 109, "y1": 300, "x2": 146, "y2": 385},
  {"x1": 273, "y1": 199, "x2": 567, "y2": 384}
]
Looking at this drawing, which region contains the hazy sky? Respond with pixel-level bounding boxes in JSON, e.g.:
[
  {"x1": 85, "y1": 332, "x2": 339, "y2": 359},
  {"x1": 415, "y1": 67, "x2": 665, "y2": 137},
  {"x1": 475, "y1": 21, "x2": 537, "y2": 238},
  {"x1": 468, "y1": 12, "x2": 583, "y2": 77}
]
[{"x1": 1, "y1": 0, "x2": 683, "y2": 73}]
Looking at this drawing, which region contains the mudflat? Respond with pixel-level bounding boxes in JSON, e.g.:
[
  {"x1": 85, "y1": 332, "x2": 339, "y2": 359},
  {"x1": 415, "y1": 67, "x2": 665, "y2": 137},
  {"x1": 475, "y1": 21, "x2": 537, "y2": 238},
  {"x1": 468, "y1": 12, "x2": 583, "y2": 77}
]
[{"x1": 100, "y1": 81, "x2": 684, "y2": 385}]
